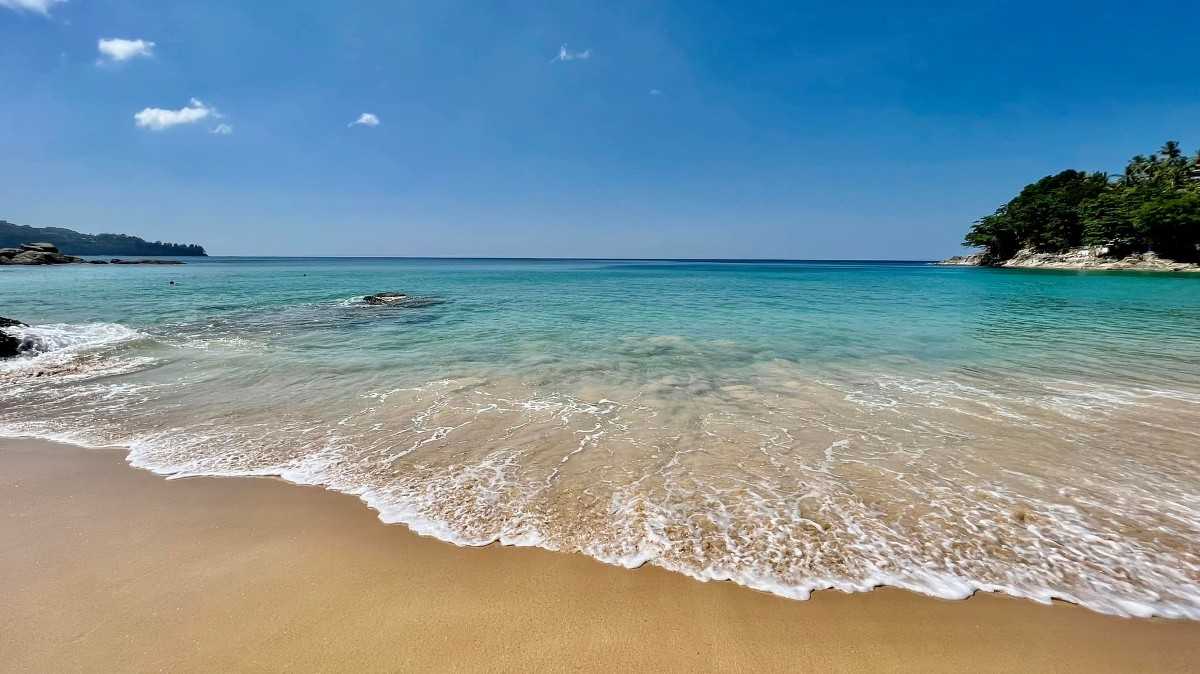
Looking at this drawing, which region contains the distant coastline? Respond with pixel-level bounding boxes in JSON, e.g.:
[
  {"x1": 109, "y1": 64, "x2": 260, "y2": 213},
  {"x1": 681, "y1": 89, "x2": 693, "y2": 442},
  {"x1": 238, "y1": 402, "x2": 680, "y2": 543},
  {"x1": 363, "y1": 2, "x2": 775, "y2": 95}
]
[{"x1": 0, "y1": 219, "x2": 206, "y2": 257}]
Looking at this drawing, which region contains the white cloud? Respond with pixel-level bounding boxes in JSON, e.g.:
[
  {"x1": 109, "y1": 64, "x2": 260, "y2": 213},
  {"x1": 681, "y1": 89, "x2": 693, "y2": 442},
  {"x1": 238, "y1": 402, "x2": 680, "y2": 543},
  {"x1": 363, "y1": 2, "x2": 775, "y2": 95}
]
[
  {"x1": 349, "y1": 112, "x2": 380, "y2": 128},
  {"x1": 210, "y1": 123, "x2": 233, "y2": 135},
  {"x1": 0, "y1": 0, "x2": 66, "y2": 15},
  {"x1": 98, "y1": 38, "x2": 155, "y2": 62},
  {"x1": 551, "y1": 44, "x2": 591, "y2": 62},
  {"x1": 649, "y1": 89, "x2": 662, "y2": 96},
  {"x1": 134, "y1": 98, "x2": 217, "y2": 131}
]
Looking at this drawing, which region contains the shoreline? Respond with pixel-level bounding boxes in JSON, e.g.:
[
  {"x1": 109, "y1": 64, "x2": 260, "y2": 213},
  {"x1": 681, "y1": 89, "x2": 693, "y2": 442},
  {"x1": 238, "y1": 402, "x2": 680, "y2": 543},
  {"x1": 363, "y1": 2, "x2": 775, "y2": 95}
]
[
  {"x1": 4, "y1": 437, "x2": 1199, "y2": 671},
  {"x1": 937, "y1": 248, "x2": 1200, "y2": 272}
]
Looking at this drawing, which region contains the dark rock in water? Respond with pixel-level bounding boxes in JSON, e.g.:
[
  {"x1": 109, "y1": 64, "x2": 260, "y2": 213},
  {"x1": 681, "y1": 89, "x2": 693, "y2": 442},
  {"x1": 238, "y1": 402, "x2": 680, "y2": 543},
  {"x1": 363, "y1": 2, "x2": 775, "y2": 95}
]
[
  {"x1": 362, "y1": 292, "x2": 445, "y2": 308},
  {"x1": 86, "y1": 259, "x2": 110, "y2": 264},
  {"x1": 109, "y1": 258, "x2": 185, "y2": 265},
  {"x1": 0, "y1": 316, "x2": 27, "y2": 359},
  {"x1": 4, "y1": 250, "x2": 83, "y2": 265},
  {"x1": 0, "y1": 242, "x2": 84, "y2": 265},
  {"x1": 0, "y1": 332, "x2": 18, "y2": 359},
  {"x1": 9, "y1": 251, "x2": 57, "y2": 265},
  {"x1": 363, "y1": 292, "x2": 411, "y2": 305}
]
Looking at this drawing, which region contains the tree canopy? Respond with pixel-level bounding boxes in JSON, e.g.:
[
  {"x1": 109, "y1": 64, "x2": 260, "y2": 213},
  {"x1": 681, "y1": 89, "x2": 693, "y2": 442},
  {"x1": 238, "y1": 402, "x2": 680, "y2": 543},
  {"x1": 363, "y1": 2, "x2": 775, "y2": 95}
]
[{"x1": 964, "y1": 142, "x2": 1200, "y2": 263}]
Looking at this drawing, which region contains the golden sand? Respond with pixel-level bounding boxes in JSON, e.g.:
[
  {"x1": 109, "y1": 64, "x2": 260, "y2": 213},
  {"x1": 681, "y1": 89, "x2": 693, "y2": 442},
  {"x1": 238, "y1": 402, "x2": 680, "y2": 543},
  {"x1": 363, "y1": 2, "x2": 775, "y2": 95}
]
[{"x1": 2, "y1": 438, "x2": 1197, "y2": 673}]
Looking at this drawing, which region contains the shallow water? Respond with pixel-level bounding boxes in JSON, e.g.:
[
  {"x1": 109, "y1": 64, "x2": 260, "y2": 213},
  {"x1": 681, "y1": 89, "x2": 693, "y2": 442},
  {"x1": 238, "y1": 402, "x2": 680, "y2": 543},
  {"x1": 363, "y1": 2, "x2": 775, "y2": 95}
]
[{"x1": 2, "y1": 258, "x2": 1199, "y2": 618}]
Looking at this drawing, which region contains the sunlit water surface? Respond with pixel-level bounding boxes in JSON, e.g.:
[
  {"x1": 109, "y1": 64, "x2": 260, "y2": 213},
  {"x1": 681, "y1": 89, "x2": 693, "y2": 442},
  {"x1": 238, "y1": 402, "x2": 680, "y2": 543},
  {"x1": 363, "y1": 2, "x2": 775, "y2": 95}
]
[{"x1": 3, "y1": 258, "x2": 1199, "y2": 618}]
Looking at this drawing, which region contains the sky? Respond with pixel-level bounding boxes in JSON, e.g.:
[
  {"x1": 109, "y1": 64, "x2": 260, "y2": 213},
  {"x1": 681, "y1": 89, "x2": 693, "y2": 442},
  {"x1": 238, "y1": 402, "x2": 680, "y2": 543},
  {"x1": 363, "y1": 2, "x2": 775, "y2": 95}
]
[{"x1": 2, "y1": 1, "x2": 1199, "y2": 259}]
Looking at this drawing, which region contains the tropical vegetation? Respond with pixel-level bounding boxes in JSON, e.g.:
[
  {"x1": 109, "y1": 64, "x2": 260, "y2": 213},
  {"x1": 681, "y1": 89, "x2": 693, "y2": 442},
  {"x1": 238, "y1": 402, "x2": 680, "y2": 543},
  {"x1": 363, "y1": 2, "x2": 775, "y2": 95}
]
[{"x1": 964, "y1": 141, "x2": 1200, "y2": 263}]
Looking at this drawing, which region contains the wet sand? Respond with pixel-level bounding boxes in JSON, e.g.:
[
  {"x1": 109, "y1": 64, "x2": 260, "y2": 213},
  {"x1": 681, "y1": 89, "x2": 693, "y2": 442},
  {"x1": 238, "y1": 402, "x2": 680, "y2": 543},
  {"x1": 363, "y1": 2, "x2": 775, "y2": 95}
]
[{"x1": 2, "y1": 437, "x2": 1198, "y2": 673}]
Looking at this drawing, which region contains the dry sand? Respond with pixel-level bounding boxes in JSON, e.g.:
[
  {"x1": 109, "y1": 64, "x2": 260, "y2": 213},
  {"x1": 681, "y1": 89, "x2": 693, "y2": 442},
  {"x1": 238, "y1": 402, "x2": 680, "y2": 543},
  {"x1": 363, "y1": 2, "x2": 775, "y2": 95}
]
[{"x1": 2, "y1": 437, "x2": 1198, "y2": 673}]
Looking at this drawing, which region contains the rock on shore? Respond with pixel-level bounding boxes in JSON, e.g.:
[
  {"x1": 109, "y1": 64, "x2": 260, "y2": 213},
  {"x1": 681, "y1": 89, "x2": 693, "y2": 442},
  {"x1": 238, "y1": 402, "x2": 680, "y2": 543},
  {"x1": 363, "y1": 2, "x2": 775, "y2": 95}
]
[
  {"x1": 938, "y1": 247, "x2": 1200, "y2": 272},
  {"x1": 937, "y1": 254, "x2": 985, "y2": 266}
]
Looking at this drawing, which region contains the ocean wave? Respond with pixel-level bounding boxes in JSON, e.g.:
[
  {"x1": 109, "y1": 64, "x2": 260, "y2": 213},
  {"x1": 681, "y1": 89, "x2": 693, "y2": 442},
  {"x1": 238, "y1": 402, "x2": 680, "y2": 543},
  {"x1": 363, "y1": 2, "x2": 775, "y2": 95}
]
[
  {"x1": 3, "y1": 368, "x2": 1199, "y2": 621},
  {"x1": 4, "y1": 321, "x2": 142, "y2": 356},
  {"x1": 0, "y1": 322, "x2": 150, "y2": 380}
]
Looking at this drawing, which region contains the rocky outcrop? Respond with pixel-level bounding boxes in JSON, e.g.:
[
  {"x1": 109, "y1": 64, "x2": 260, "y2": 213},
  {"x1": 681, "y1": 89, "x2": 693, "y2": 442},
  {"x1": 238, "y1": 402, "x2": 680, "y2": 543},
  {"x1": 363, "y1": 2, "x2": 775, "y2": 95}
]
[
  {"x1": 0, "y1": 316, "x2": 28, "y2": 359},
  {"x1": 936, "y1": 254, "x2": 985, "y2": 266},
  {"x1": 939, "y1": 247, "x2": 1200, "y2": 272},
  {"x1": 0, "y1": 242, "x2": 83, "y2": 265},
  {"x1": 1002, "y1": 247, "x2": 1200, "y2": 272}
]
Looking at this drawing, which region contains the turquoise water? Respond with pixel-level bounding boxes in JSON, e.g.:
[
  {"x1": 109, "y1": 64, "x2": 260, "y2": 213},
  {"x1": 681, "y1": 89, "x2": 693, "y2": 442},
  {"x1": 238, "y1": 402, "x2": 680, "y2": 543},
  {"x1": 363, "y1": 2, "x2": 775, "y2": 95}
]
[{"x1": 3, "y1": 258, "x2": 1199, "y2": 618}]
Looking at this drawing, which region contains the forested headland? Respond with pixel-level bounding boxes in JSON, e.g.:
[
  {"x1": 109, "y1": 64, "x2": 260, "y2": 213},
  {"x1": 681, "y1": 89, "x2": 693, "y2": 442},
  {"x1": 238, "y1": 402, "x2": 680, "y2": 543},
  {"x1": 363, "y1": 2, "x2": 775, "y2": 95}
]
[{"x1": 964, "y1": 141, "x2": 1200, "y2": 264}]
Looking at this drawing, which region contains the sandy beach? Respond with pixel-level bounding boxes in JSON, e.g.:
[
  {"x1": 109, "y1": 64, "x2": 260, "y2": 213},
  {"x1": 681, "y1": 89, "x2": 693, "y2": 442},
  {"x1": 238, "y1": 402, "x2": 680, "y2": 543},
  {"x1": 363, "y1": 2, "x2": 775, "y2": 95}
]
[{"x1": 1, "y1": 438, "x2": 1196, "y2": 672}]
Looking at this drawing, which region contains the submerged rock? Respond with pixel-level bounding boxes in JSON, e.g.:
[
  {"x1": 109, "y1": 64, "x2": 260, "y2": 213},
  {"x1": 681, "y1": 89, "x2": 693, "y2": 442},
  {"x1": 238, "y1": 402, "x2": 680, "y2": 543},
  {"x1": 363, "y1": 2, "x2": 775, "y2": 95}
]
[
  {"x1": 363, "y1": 292, "x2": 411, "y2": 305},
  {"x1": 362, "y1": 292, "x2": 444, "y2": 308}
]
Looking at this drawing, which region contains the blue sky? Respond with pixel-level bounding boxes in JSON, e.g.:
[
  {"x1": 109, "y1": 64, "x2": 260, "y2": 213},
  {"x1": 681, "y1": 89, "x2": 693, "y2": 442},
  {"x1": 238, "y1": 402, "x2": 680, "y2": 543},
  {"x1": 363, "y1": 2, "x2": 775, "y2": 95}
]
[{"x1": 2, "y1": 1, "x2": 1198, "y2": 258}]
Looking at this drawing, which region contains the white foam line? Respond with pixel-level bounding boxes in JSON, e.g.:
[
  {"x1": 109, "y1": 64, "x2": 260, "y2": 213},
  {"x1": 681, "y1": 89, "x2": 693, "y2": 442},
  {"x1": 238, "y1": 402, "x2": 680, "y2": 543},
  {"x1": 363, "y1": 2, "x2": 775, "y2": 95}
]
[{"x1": 2, "y1": 424, "x2": 1196, "y2": 621}]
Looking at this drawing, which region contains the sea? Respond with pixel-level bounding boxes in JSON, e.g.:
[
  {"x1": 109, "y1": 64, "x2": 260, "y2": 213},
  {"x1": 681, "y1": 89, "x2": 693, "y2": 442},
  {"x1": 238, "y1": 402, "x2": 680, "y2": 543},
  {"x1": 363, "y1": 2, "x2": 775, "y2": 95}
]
[{"x1": 2, "y1": 257, "x2": 1199, "y2": 618}]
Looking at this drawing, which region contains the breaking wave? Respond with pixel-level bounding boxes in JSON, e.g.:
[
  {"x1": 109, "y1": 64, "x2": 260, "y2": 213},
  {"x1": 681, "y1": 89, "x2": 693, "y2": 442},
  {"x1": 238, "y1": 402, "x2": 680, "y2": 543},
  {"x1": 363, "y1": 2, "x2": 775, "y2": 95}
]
[{"x1": 2, "y1": 331, "x2": 1199, "y2": 620}]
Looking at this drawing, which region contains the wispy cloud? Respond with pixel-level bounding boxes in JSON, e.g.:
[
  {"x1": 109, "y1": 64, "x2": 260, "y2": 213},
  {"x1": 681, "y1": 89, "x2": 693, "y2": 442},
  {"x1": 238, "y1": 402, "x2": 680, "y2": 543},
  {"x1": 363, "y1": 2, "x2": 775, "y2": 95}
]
[
  {"x1": 210, "y1": 123, "x2": 233, "y2": 136},
  {"x1": 649, "y1": 89, "x2": 662, "y2": 96},
  {"x1": 98, "y1": 38, "x2": 155, "y2": 62},
  {"x1": 134, "y1": 98, "x2": 217, "y2": 131},
  {"x1": 0, "y1": 0, "x2": 66, "y2": 15},
  {"x1": 551, "y1": 44, "x2": 591, "y2": 63},
  {"x1": 349, "y1": 112, "x2": 380, "y2": 128}
]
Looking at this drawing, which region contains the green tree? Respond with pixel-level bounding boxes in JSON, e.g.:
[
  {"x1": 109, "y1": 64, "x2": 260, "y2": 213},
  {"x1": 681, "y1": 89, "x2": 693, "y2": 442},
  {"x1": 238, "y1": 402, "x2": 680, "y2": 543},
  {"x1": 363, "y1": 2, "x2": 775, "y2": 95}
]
[
  {"x1": 1081, "y1": 189, "x2": 1138, "y2": 253},
  {"x1": 1133, "y1": 193, "x2": 1200, "y2": 261},
  {"x1": 963, "y1": 209, "x2": 1019, "y2": 263},
  {"x1": 963, "y1": 170, "x2": 1107, "y2": 259},
  {"x1": 966, "y1": 140, "x2": 1200, "y2": 263}
]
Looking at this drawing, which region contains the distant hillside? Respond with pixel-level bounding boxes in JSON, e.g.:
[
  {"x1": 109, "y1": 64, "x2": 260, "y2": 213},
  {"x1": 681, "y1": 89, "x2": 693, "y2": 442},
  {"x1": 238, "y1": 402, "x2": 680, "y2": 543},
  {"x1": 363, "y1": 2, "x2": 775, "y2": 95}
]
[{"x1": 0, "y1": 220, "x2": 207, "y2": 256}]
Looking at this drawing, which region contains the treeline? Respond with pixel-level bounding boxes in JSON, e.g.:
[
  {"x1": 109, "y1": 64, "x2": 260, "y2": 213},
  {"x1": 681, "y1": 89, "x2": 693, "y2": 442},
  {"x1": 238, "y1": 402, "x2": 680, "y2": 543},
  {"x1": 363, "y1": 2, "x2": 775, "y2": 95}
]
[
  {"x1": 965, "y1": 141, "x2": 1200, "y2": 263},
  {"x1": 0, "y1": 220, "x2": 207, "y2": 256}
]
